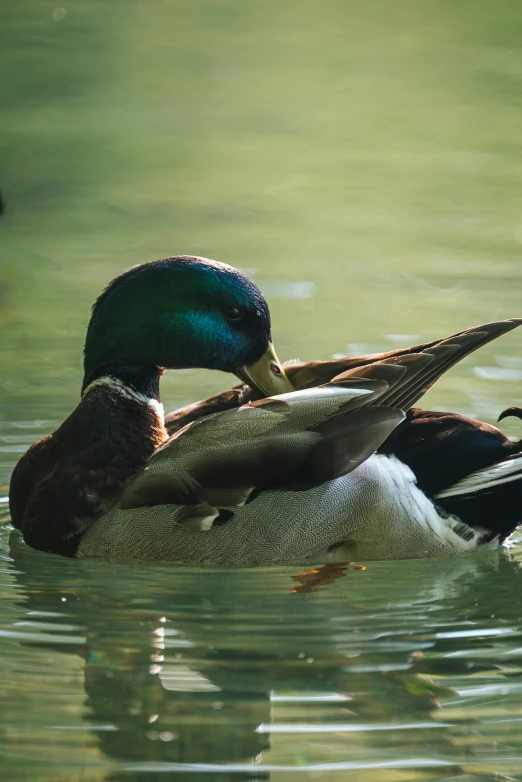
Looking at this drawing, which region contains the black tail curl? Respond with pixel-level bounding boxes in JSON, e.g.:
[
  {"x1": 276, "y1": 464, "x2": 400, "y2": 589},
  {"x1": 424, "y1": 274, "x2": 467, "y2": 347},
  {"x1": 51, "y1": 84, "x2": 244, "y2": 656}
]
[{"x1": 498, "y1": 407, "x2": 522, "y2": 424}]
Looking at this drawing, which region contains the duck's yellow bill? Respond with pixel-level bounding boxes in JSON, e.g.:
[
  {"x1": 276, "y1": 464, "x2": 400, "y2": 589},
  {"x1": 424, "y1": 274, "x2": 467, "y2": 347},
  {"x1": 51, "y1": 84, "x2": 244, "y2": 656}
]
[{"x1": 236, "y1": 342, "x2": 294, "y2": 397}]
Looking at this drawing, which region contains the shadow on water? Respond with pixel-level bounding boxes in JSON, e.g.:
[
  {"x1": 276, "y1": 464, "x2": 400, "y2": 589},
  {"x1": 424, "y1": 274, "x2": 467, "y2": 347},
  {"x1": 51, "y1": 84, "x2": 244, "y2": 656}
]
[{"x1": 5, "y1": 527, "x2": 522, "y2": 781}]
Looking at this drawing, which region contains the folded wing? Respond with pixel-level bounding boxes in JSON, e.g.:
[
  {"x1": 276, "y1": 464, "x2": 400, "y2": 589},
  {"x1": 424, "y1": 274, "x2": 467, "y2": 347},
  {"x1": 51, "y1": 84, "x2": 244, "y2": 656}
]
[
  {"x1": 121, "y1": 373, "x2": 403, "y2": 511},
  {"x1": 165, "y1": 319, "x2": 522, "y2": 435},
  {"x1": 122, "y1": 332, "x2": 493, "y2": 516}
]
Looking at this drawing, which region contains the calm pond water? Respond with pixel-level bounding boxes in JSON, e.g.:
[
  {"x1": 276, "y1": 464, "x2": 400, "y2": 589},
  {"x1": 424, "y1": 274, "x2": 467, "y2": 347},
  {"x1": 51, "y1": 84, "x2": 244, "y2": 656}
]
[{"x1": 2, "y1": 1, "x2": 522, "y2": 779}]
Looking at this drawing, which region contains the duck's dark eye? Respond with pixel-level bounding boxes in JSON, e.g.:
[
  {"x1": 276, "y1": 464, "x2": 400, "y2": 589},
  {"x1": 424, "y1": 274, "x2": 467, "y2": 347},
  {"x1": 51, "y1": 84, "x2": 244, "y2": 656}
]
[{"x1": 225, "y1": 307, "x2": 242, "y2": 322}]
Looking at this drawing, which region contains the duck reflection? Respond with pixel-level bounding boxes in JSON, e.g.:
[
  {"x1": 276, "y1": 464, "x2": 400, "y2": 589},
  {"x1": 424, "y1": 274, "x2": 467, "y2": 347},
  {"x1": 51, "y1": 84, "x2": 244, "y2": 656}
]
[{"x1": 8, "y1": 530, "x2": 522, "y2": 780}]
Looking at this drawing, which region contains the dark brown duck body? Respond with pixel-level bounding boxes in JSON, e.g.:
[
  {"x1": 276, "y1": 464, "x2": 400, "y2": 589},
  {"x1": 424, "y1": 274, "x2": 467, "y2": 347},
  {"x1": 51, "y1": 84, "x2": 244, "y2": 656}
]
[{"x1": 9, "y1": 384, "x2": 166, "y2": 556}]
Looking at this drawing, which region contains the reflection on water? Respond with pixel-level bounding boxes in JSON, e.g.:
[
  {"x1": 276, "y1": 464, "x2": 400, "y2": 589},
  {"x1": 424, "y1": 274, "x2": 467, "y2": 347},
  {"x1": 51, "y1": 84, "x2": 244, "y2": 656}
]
[
  {"x1": 3, "y1": 526, "x2": 522, "y2": 781},
  {"x1": 3, "y1": 0, "x2": 522, "y2": 779}
]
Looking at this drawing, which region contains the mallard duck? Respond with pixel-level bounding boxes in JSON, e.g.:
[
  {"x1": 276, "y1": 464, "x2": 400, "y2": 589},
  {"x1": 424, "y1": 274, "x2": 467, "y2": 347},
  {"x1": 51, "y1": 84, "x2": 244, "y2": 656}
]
[
  {"x1": 9, "y1": 256, "x2": 522, "y2": 562},
  {"x1": 9, "y1": 256, "x2": 293, "y2": 556}
]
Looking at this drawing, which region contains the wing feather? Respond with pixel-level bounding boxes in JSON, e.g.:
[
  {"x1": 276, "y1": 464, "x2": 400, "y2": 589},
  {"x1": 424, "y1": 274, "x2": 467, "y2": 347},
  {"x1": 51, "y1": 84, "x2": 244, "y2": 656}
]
[
  {"x1": 124, "y1": 320, "x2": 522, "y2": 525},
  {"x1": 164, "y1": 319, "x2": 522, "y2": 436}
]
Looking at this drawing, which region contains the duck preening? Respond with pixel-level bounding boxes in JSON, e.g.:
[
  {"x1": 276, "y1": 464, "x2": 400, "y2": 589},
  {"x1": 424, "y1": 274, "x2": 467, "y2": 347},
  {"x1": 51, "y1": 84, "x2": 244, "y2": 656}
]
[
  {"x1": 9, "y1": 257, "x2": 292, "y2": 557},
  {"x1": 8, "y1": 256, "x2": 522, "y2": 563}
]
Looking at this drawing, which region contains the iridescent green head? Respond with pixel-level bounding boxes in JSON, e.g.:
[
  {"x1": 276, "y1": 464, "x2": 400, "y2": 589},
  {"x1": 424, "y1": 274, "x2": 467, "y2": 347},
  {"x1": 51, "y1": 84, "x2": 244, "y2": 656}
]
[{"x1": 83, "y1": 256, "x2": 292, "y2": 396}]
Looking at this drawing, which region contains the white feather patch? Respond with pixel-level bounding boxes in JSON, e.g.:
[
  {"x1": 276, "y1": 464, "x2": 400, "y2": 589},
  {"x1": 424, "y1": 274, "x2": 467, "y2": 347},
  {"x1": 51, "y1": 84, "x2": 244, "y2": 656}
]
[
  {"x1": 346, "y1": 456, "x2": 494, "y2": 559},
  {"x1": 273, "y1": 386, "x2": 372, "y2": 404},
  {"x1": 82, "y1": 376, "x2": 165, "y2": 422}
]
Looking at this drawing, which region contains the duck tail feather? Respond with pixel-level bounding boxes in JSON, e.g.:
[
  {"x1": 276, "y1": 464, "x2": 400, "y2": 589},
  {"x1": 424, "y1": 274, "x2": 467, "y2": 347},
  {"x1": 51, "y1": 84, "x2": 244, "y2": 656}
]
[
  {"x1": 434, "y1": 452, "x2": 522, "y2": 543},
  {"x1": 436, "y1": 454, "x2": 522, "y2": 500},
  {"x1": 498, "y1": 407, "x2": 522, "y2": 424}
]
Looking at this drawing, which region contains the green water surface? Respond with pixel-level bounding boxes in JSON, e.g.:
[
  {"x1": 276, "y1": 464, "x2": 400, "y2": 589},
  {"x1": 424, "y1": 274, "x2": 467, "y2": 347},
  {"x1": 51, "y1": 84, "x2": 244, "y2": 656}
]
[{"x1": 2, "y1": 1, "x2": 522, "y2": 780}]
